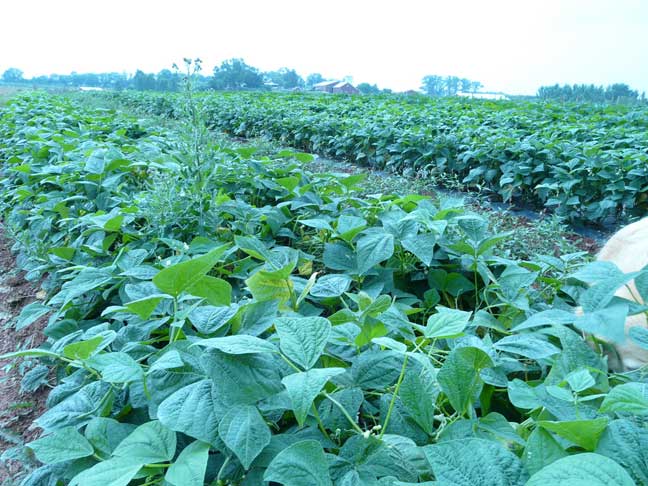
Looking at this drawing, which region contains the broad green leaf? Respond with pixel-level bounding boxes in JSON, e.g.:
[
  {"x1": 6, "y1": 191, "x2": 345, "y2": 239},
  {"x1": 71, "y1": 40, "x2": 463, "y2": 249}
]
[
  {"x1": 157, "y1": 380, "x2": 224, "y2": 446},
  {"x1": 355, "y1": 319, "x2": 388, "y2": 348},
  {"x1": 235, "y1": 235, "x2": 273, "y2": 261},
  {"x1": 300, "y1": 218, "x2": 333, "y2": 231},
  {"x1": 282, "y1": 368, "x2": 346, "y2": 427},
  {"x1": 48, "y1": 267, "x2": 114, "y2": 306},
  {"x1": 85, "y1": 418, "x2": 135, "y2": 457},
  {"x1": 356, "y1": 232, "x2": 394, "y2": 275},
  {"x1": 86, "y1": 352, "x2": 143, "y2": 383},
  {"x1": 423, "y1": 438, "x2": 527, "y2": 486},
  {"x1": 493, "y1": 334, "x2": 561, "y2": 360},
  {"x1": 351, "y1": 350, "x2": 403, "y2": 389},
  {"x1": 456, "y1": 215, "x2": 488, "y2": 242},
  {"x1": 571, "y1": 261, "x2": 624, "y2": 284},
  {"x1": 153, "y1": 245, "x2": 228, "y2": 298},
  {"x1": 192, "y1": 335, "x2": 278, "y2": 355},
  {"x1": 219, "y1": 405, "x2": 271, "y2": 469},
  {"x1": 201, "y1": 351, "x2": 285, "y2": 406},
  {"x1": 424, "y1": 307, "x2": 471, "y2": 339},
  {"x1": 148, "y1": 350, "x2": 184, "y2": 373},
  {"x1": 310, "y1": 274, "x2": 352, "y2": 298},
  {"x1": 596, "y1": 419, "x2": 648, "y2": 485},
  {"x1": 513, "y1": 309, "x2": 575, "y2": 331},
  {"x1": 599, "y1": 383, "x2": 648, "y2": 415},
  {"x1": 62, "y1": 335, "x2": 104, "y2": 360},
  {"x1": 402, "y1": 233, "x2": 437, "y2": 266},
  {"x1": 15, "y1": 302, "x2": 50, "y2": 331},
  {"x1": 69, "y1": 456, "x2": 143, "y2": 486},
  {"x1": 186, "y1": 275, "x2": 231, "y2": 305},
  {"x1": 0, "y1": 349, "x2": 60, "y2": 360},
  {"x1": 36, "y1": 381, "x2": 112, "y2": 431},
  {"x1": 372, "y1": 337, "x2": 407, "y2": 353},
  {"x1": 113, "y1": 420, "x2": 176, "y2": 463},
  {"x1": 264, "y1": 439, "x2": 332, "y2": 486},
  {"x1": 566, "y1": 369, "x2": 596, "y2": 393},
  {"x1": 399, "y1": 366, "x2": 439, "y2": 435},
  {"x1": 438, "y1": 346, "x2": 493, "y2": 415},
  {"x1": 476, "y1": 232, "x2": 513, "y2": 256},
  {"x1": 526, "y1": 453, "x2": 635, "y2": 486},
  {"x1": 246, "y1": 268, "x2": 294, "y2": 306},
  {"x1": 580, "y1": 272, "x2": 638, "y2": 312},
  {"x1": 537, "y1": 418, "x2": 609, "y2": 451},
  {"x1": 498, "y1": 265, "x2": 538, "y2": 302},
  {"x1": 124, "y1": 294, "x2": 167, "y2": 319},
  {"x1": 335, "y1": 434, "x2": 419, "y2": 482},
  {"x1": 165, "y1": 440, "x2": 210, "y2": 486},
  {"x1": 323, "y1": 242, "x2": 357, "y2": 272},
  {"x1": 27, "y1": 427, "x2": 94, "y2": 464},
  {"x1": 49, "y1": 246, "x2": 76, "y2": 261},
  {"x1": 188, "y1": 304, "x2": 238, "y2": 334},
  {"x1": 522, "y1": 427, "x2": 567, "y2": 476},
  {"x1": 336, "y1": 215, "x2": 367, "y2": 242},
  {"x1": 275, "y1": 316, "x2": 331, "y2": 370}
]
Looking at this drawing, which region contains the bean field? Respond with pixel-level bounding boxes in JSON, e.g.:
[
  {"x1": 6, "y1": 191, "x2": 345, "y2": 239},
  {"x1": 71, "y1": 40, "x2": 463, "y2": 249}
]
[{"x1": 0, "y1": 90, "x2": 646, "y2": 486}]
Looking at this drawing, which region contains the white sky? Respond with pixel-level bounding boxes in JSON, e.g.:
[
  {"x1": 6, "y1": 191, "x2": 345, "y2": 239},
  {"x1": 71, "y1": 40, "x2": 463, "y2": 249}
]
[{"x1": 1, "y1": 0, "x2": 647, "y2": 94}]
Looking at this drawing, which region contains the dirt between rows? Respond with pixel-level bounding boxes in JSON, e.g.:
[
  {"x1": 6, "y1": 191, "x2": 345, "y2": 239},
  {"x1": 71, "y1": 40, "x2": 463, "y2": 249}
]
[{"x1": 0, "y1": 227, "x2": 50, "y2": 484}]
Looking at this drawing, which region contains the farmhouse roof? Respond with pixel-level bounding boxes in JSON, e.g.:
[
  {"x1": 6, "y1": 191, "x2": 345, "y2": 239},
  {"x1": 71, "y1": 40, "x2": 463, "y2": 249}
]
[{"x1": 313, "y1": 80, "x2": 338, "y2": 87}]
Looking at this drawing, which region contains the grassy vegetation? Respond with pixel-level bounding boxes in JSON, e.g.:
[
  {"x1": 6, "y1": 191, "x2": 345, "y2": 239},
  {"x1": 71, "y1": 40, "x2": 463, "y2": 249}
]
[
  {"x1": 0, "y1": 89, "x2": 646, "y2": 485},
  {"x1": 110, "y1": 90, "x2": 648, "y2": 225}
]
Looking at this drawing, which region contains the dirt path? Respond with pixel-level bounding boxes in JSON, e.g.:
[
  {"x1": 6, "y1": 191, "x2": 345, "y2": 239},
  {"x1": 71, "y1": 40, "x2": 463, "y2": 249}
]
[{"x1": 0, "y1": 226, "x2": 50, "y2": 484}]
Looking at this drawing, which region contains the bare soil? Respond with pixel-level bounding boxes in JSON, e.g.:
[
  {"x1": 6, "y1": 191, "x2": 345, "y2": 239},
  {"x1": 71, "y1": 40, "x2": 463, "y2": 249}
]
[{"x1": 0, "y1": 227, "x2": 50, "y2": 483}]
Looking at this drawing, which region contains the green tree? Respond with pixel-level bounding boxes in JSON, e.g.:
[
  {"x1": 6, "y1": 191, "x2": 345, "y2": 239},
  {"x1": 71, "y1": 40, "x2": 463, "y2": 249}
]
[
  {"x1": 421, "y1": 75, "x2": 445, "y2": 96},
  {"x1": 212, "y1": 58, "x2": 263, "y2": 90},
  {"x1": 156, "y1": 69, "x2": 180, "y2": 91},
  {"x1": 306, "y1": 73, "x2": 325, "y2": 87},
  {"x1": 265, "y1": 68, "x2": 304, "y2": 89},
  {"x1": 459, "y1": 78, "x2": 472, "y2": 93},
  {"x1": 538, "y1": 83, "x2": 639, "y2": 103},
  {"x1": 2, "y1": 67, "x2": 24, "y2": 83},
  {"x1": 133, "y1": 70, "x2": 156, "y2": 91},
  {"x1": 444, "y1": 76, "x2": 460, "y2": 96},
  {"x1": 357, "y1": 82, "x2": 380, "y2": 94},
  {"x1": 470, "y1": 81, "x2": 483, "y2": 93}
]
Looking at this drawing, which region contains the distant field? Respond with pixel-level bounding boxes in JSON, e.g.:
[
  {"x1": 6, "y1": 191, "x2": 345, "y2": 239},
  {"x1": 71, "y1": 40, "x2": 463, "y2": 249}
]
[
  {"x1": 110, "y1": 91, "x2": 648, "y2": 225},
  {"x1": 0, "y1": 85, "x2": 24, "y2": 105}
]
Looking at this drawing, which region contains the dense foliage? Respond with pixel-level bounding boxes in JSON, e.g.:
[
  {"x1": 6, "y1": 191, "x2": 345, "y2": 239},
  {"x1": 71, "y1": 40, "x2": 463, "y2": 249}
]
[
  {"x1": 110, "y1": 90, "x2": 648, "y2": 226},
  {"x1": 0, "y1": 93, "x2": 647, "y2": 485},
  {"x1": 538, "y1": 83, "x2": 643, "y2": 104}
]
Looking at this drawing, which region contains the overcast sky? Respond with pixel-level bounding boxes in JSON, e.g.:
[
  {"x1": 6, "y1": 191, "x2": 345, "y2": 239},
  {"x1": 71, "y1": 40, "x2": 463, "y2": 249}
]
[{"x1": 2, "y1": 0, "x2": 647, "y2": 94}]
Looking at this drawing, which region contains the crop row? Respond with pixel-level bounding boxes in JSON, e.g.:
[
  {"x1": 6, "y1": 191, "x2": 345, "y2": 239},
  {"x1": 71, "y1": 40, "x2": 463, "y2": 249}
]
[
  {"x1": 112, "y1": 91, "x2": 648, "y2": 225},
  {"x1": 0, "y1": 93, "x2": 647, "y2": 485}
]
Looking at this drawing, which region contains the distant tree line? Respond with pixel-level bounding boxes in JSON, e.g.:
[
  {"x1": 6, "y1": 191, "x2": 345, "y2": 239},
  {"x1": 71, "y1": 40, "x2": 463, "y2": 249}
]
[
  {"x1": 1, "y1": 66, "x2": 189, "y2": 91},
  {"x1": 538, "y1": 83, "x2": 645, "y2": 103},
  {"x1": 420, "y1": 75, "x2": 483, "y2": 96},
  {"x1": 209, "y1": 58, "x2": 392, "y2": 93},
  {"x1": 3, "y1": 64, "x2": 645, "y2": 103},
  {"x1": 1, "y1": 60, "x2": 393, "y2": 95}
]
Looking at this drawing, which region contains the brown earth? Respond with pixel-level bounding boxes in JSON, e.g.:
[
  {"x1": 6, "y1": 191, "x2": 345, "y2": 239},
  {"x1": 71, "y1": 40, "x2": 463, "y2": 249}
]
[{"x1": 0, "y1": 227, "x2": 50, "y2": 484}]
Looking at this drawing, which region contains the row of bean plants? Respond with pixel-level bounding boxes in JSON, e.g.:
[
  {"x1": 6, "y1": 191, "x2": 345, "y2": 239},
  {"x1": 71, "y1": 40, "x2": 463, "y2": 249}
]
[
  {"x1": 0, "y1": 93, "x2": 647, "y2": 485},
  {"x1": 110, "y1": 91, "x2": 648, "y2": 225}
]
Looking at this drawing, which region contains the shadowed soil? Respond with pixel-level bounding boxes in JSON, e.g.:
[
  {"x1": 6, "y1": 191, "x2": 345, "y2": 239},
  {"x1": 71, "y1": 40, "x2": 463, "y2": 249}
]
[{"x1": 0, "y1": 227, "x2": 50, "y2": 484}]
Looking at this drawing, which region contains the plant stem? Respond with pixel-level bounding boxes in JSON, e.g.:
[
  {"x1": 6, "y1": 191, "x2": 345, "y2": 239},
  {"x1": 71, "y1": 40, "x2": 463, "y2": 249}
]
[
  {"x1": 379, "y1": 354, "x2": 408, "y2": 439},
  {"x1": 311, "y1": 403, "x2": 330, "y2": 437},
  {"x1": 279, "y1": 352, "x2": 302, "y2": 373},
  {"x1": 322, "y1": 392, "x2": 364, "y2": 434}
]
